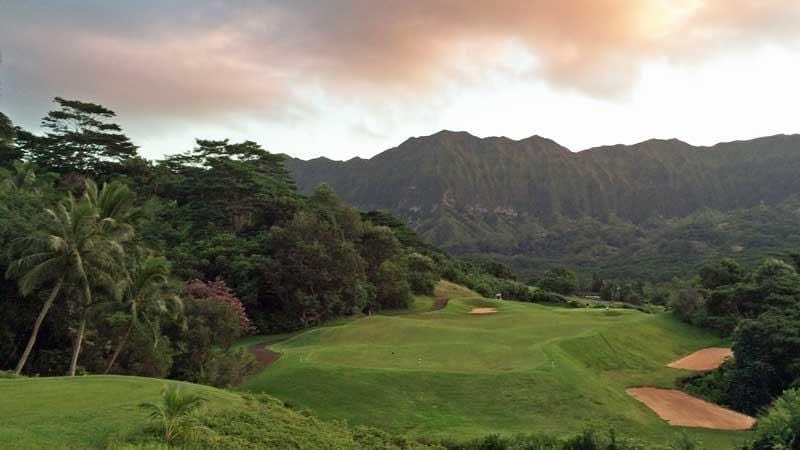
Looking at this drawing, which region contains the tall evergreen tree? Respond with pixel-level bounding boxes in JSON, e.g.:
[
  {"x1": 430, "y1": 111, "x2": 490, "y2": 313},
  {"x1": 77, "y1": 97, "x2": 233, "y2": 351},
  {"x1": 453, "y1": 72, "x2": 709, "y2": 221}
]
[{"x1": 21, "y1": 98, "x2": 138, "y2": 176}]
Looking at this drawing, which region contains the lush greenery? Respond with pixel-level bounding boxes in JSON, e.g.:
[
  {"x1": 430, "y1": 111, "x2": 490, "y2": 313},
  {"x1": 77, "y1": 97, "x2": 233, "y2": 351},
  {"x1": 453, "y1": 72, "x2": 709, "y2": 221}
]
[
  {"x1": 288, "y1": 131, "x2": 800, "y2": 283},
  {"x1": 0, "y1": 100, "x2": 458, "y2": 383},
  {"x1": 241, "y1": 283, "x2": 744, "y2": 448},
  {"x1": 4, "y1": 100, "x2": 797, "y2": 449},
  {"x1": 0, "y1": 375, "x2": 444, "y2": 449},
  {"x1": 672, "y1": 255, "x2": 800, "y2": 416}
]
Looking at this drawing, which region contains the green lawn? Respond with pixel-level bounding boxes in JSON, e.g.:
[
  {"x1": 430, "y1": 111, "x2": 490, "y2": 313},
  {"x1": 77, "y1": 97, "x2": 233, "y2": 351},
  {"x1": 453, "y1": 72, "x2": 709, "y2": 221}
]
[
  {"x1": 241, "y1": 289, "x2": 749, "y2": 448},
  {"x1": 0, "y1": 375, "x2": 241, "y2": 449}
]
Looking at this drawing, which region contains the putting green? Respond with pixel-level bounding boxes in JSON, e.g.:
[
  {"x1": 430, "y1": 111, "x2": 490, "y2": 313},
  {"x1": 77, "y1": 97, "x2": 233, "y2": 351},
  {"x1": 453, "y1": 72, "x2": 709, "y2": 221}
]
[{"x1": 241, "y1": 283, "x2": 749, "y2": 447}]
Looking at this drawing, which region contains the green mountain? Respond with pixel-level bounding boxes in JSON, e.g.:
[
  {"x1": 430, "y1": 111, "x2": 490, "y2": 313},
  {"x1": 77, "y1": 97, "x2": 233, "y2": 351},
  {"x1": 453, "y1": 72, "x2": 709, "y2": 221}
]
[{"x1": 287, "y1": 131, "x2": 800, "y2": 281}]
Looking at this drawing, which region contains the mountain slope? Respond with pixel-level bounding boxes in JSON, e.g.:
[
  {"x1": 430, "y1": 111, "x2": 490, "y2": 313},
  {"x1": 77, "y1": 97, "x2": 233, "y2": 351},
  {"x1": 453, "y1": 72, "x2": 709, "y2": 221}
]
[{"x1": 287, "y1": 131, "x2": 800, "y2": 279}]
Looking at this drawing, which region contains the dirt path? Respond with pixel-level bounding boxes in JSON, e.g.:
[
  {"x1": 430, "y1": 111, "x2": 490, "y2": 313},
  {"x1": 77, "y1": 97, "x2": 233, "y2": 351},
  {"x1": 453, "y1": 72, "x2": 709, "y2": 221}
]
[
  {"x1": 430, "y1": 297, "x2": 449, "y2": 311},
  {"x1": 668, "y1": 347, "x2": 733, "y2": 371},
  {"x1": 627, "y1": 388, "x2": 755, "y2": 430},
  {"x1": 248, "y1": 343, "x2": 282, "y2": 370}
]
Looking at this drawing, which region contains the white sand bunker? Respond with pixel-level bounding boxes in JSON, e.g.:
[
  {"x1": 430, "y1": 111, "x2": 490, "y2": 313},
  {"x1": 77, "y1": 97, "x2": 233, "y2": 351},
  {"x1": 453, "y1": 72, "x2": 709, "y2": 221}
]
[
  {"x1": 627, "y1": 387, "x2": 755, "y2": 430},
  {"x1": 469, "y1": 307, "x2": 498, "y2": 314},
  {"x1": 668, "y1": 348, "x2": 733, "y2": 371}
]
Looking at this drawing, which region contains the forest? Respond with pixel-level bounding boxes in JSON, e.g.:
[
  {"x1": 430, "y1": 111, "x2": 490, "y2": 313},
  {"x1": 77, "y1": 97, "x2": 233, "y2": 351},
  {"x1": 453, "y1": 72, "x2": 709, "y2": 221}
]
[{"x1": 0, "y1": 99, "x2": 544, "y2": 385}]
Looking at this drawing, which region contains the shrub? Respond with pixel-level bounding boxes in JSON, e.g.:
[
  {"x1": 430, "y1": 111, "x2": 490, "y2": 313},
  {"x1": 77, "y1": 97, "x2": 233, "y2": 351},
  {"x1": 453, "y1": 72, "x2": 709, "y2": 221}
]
[
  {"x1": 747, "y1": 389, "x2": 800, "y2": 450},
  {"x1": 198, "y1": 347, "x2": 259, "y2": 388},
  {"x1": 138, "y1": 384, "x2": 208, "y2": 446}
]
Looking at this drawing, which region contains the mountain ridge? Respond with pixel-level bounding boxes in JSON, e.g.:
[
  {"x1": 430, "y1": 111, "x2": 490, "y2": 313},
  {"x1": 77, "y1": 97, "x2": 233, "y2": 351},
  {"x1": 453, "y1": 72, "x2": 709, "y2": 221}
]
[{"x1": 286, "y1": 131, "x2": 800, "y2": 279}]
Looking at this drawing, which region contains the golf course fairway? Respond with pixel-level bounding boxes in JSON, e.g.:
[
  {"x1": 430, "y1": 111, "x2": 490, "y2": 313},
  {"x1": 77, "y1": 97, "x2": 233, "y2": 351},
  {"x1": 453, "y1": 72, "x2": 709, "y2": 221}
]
[{"x1": 241, "y1": 283, "x2": 749, "y2": 448}]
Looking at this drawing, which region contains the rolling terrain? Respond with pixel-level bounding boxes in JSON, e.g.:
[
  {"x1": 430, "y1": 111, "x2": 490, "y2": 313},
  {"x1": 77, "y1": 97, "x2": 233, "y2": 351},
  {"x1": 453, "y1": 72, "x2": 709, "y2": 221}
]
[
  {"x1": 241, "y1": 282, "x2": 749, "y2": 448},
  {"x1": 288, "y1": 132, "x2": 800, "y2": 280}
]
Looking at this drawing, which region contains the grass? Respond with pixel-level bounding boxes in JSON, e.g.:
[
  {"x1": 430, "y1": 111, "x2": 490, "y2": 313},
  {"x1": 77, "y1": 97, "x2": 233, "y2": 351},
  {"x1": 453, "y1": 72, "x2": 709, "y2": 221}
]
[
  {"x1": 240, "y1": 282, "x2": 750, "y2": 448},
  {"x1": 0, "y1": 375, "x2": 242, "y2": 449},
  {"x1": 0, "y1": 375, "x2": 440, "y2": 450}
]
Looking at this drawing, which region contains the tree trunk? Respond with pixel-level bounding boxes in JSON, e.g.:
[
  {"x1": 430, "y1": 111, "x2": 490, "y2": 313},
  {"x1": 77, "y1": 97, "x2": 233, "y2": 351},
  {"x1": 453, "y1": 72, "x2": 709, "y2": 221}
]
[
  {"x1": 104, "y1": 320, "x2": 133, "y2": 374},
  {"x1": 15, "y1": 277, "x2": 64, "y2": 375},
  {"x1": 68, "y1": 313, "x2": 87, "y2": 376}
]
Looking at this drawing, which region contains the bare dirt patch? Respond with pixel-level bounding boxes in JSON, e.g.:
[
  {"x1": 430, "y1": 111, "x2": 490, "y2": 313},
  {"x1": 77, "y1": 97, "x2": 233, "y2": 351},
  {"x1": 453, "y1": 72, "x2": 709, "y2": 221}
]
[
  {"x1": 668, "y1": 347, "x2": 733, "y2": 371},
  {"x1": 627, "y1": 387, "x2": 755, "y2": 430},
  {"x1": 248, "y1": 343, "x2": 282, "y2": 369},
  {"x1": 469, "y1": 307, "x2": 497, "y2": 314},
  {"x1": 430, "y1": 297, "x2": 449, "y2": 312}
]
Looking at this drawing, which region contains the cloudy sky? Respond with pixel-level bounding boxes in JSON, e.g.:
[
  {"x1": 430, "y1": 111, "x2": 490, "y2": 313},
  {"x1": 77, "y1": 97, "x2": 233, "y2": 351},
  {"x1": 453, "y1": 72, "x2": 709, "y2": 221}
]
[{"x1": 1, "y1": 0, "x2": 800, "y2": 160}]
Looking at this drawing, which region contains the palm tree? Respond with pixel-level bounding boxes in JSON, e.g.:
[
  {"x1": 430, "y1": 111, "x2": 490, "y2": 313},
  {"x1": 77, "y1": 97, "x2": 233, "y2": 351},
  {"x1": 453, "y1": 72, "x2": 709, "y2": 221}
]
[
  {"x1": 6, "y1": 180, "x2": 135, "y2": 376},
  {"x1": 6, "y1": 195, "x2": 101, "y2": 375},
  {"x1": 0, "y1": 161, "x2": 57, "y2": 193},
  {"x1": 67, "y1": 180, "x2": 137, "y2": 376},
  {"x1": 139, "y1": 384, "x2": 208, "y2": 445},
  {"x1": 84, "y1": 179, "x2": 140, "y2": 243},
  {"x1": 104, "y1": 253, "x2": 181, "y2": 374}
]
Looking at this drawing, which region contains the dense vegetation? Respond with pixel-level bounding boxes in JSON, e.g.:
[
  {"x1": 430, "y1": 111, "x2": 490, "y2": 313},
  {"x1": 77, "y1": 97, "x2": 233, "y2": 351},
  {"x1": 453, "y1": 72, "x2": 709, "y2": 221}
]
[
  {"x1": 288, "y1": 130, "x2": 800, "y2": 282},
  {"x1": 1, "y1": 99, "x2": 493, "y2": 385},
  {"x1": 4, "y1": 101, "x2": 800, "y2": 449},
  {"x1": 1, "y1": 100, "x2": 562, "y2": 385},
  {"x1": 670, "y1": 255, "x2": 800, "y2": 447}
]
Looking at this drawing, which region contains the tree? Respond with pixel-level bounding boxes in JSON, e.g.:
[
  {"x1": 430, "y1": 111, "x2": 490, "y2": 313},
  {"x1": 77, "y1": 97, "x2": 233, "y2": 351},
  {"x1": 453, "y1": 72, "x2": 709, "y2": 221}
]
[
  {"x1": 172, "y1": 298, "x2": 241, "y2": 381},
  {"x1": 729, "y1": 305, "x2": 800, "y2": 414},
  {"x1": 21, "y1": 97, "x2": 138, "y2": 176},
  {"x1": 699, "y1": 258, "x2": 745, "y2": 290},
  {"x1": 405, "y1": 252, "x2": 438, "y2": 295},
  {"x1": 374, "y1": 261, "x2": 412, "y2": 309},
  {"x1": 0, "y1": 161, "x2": 57, "y2": 194},
  {"x1": 264, "y1": 205, "x2": 369, "y2": 330},
  {"x1": 5, "y1": 193, "x2": 117, "y2": 375},
  {"x1": 105, "y1": 253, "x2": 179, "y2": 374},
  {"x1": 538, "y1": 268, "x2": 578, "y2": 295},
  {"x1": 184, "y1": 278, "x2": 254, "y2": 335},
  {"x1": 747, "y1": 389, "x2": 800, "y2": 450},
  {"x1": 359, "y1": 224, "x2": 402, "y2": 279},
  {"x1": 159, "y1": 139, "x2": 298, "y2": 233},
  {"x1": 139, "y1": 384, "x2": 208, "y2": 446},
  {"x1": 67, "y1": 181, "x2": 138, "y2": 376},
  {"x1": 0, "y1": 112, "x2": 22, "y2": 165}
]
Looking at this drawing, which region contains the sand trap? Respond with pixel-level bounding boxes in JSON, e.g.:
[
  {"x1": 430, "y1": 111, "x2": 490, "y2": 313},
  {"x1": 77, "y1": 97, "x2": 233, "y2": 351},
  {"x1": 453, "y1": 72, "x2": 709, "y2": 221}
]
[
  {"x1": 627, "y1": 388, "x2": 755, "y2": 430},
  {"x1": 469, "y1": 307, "x2": 498, "y2": 314},
  {"x1": 668, "y1": 348, "x2": 733, "y2": 371}
]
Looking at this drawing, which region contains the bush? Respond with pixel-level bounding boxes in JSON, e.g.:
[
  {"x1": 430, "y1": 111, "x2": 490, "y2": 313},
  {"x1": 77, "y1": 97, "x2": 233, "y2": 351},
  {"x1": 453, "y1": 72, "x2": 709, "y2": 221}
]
[
  {"x1": 437, "y1": 430, "x2": 651, "y2": 450},
  {"x1": 747, "y1": 389, "x2": 800, "y2": 450},
  {"x1": 681, "y1": 360, "x2": 732, "y2": 406},
  {"x1": 198, "y1": 347, "x2": 259, "y2": 388},
  {"x1": 538, "y1": 268, "x2": 578, "y2": 295},
  {"x1": 119, "y1": 393, "x2": 444, "y2": 449}
]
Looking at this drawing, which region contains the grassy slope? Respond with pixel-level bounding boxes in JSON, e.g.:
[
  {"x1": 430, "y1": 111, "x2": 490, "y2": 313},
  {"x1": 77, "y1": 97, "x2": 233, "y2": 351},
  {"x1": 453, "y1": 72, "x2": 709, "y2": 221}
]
[
  {"x1": 0, "y1": 376, "x2": 242, "y2": 449},
  {"x1": 241, "y1": 284, "x2": 749, "y2": 448},
  {"x1": 0, "y1": 375, "x2": 426, "y2": 450}
]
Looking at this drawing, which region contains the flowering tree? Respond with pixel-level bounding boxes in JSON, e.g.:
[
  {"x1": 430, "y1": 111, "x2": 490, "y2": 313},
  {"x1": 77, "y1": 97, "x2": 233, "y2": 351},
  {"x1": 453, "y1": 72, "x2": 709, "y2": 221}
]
[{"x1": 184, "y1": 278, "x2": 255, "y2": 334}]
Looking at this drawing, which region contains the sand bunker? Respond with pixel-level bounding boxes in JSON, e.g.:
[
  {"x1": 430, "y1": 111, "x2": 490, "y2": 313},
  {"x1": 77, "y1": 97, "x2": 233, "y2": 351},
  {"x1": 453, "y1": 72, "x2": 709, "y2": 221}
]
[
  {"x1": 469, "y1": 307, "x2": 498, "y2": 314},
  {"x1": 668, "y1": 347, "x2": 733, "y2": 371},
  {"x1": 627, "y1": 388, "x2": 755, "y2": 430}
]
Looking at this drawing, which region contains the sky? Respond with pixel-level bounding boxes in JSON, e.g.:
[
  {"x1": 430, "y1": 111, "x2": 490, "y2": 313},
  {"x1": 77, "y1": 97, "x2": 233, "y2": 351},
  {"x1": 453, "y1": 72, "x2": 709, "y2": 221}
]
[{"x1": 1, "y1": 0, "x2": 800, "y2": 161}]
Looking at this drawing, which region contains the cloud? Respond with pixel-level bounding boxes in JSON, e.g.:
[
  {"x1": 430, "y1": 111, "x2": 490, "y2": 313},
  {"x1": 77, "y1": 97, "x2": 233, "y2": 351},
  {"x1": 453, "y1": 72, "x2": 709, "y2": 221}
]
[{"x1": 1, "y1": 0, "x2": 799, "y2": 124}]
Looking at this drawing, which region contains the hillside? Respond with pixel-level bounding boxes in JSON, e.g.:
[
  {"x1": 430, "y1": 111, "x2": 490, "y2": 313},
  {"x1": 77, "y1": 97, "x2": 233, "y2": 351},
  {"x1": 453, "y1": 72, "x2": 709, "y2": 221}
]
[
  {"x1": 288, "y1": 132, "x2": 800, "y2": 280},
  {"x1": 0, "y1": 375, "x2": 435, "y2": 449},
  {"x1": 240, "y1": 285, "x2": 748, "y2": 448}
]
